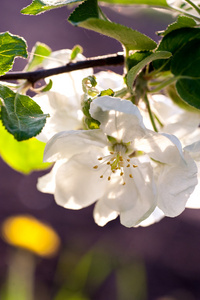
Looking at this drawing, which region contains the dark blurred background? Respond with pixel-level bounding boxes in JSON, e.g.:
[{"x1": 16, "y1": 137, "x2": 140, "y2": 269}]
[{"x1": 1, "y1": 1, "x2": 200, "y2": 300}]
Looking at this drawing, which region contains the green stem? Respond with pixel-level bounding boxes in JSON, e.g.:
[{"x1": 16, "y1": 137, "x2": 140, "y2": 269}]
[
  {"x1": 184, "y1": 0, "x2": 200, "y2": 15},
  {"x1": 114, "y1": 87, "x2": 128, "y2": 98},
  {"x1": 5, "y1": 250, "x2": 35, "y2": 300},
  {"x1": 144, "y1": 94, "x2": 158, "y2": 132},
  {"x1": 149, "y1": 76, "x2": 177, "y2": 93},
  {"x1": 98, "y1": 6, "x2": 110, "y2": 21}
]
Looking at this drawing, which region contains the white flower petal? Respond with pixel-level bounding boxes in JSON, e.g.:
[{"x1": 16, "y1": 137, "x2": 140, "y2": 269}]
[
  {"x1": 95, "y1": 157, "x2": 157, "y2": 227},
  {"x1": 43, "y1": 49, "x2": 93, "y2": 96},
  {"x1": 93, "y1": 200, "x2": 119, "y2": 226},
  {"x1": 150, "y1": 94, "x2": 200, "y2": 146},
  {"x1": 120, "y1": 204, "x2": 156, "y2": 228},
  {"x1": 186, "y1": 162, "x2": 200, "y2": 208},
  {"x1": 150, "y1": 94, "x2": 183, "y2": 124},
  {"x1": 35, "y1": 92, "x2": 82, "y2": 142},
  {"x1": 90, "y1": 96, "x2": 146, "y2": 142},
  {"x1": 156, "y1": 151, "x2": 198, "y2": 216},
  {"x1": 184, "y1": 140, "x2": 200, "y2": 161},
  {"x1": 137, "y1": 207, "x2": 165, "y2": 227},
  {"x1": 54, "y1": 152, "x2": 108, "y2": 209},
  {"x1": 37, "y1": 160, "x2": 65, "y2": 194},
  {"x1": 95, "y1": 71, "x2": 125, "y2": 91},
  {"x1": 44, "y1": 129, "x2": 108, "y2": 162},
  {"x1": 134, "y1": 131, "x2": 185, "y2": 164}
]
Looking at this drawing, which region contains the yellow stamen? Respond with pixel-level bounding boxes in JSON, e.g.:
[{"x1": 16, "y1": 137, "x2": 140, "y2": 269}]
[
  {"x1": 133, "y1": 164, "x2": 138, "y2": 168},
  {"x1": 100, "y1": 175, "x2": 103, "y2": 178},
  {"x1": 126, "y1": 164, "x2": 130, "y2": 168},
  {"x1": 93, "y1": 165, "x2": 98, "y2": 169},
  {"x1": 108, "y1": 176, "x2": 111, "y2": 181},
  {"x1": 98, "y1": 157, "x2": 103, "y2": 160},
  {"x1": 129, "y1": 174, "x2": 133, "y2": 178},
  {"x1": 127, "y1": 159, "x2": 130, "y2": 162}
]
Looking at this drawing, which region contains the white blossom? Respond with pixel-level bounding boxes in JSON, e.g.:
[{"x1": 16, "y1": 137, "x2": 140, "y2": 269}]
[
  {"x1": 37, "y1": 96, "x2": 197, "y2": 227},
  {"x1": 34, "y1": 51, "x2": 125, "y2": 142},
  {"x1": 34, "y1": 49, "x2": 92, "y2": 142},
  {"x1": 145, "y1": 94, "x2": 200, "y2": 212}
]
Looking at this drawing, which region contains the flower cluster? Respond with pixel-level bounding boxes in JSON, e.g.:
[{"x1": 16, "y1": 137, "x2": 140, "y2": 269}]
[{"x1": 36, "y1": 50, "x2": 200, "y2": 228}]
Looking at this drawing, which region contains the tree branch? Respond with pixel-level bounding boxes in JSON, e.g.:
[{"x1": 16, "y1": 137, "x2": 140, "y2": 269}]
[{"x1": 0, "y1": 52, "x2": 124, "y2": 85}]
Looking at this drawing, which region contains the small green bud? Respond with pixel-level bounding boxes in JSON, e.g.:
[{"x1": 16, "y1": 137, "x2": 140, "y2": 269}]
[
  {"x1": 99, "y1": 88, "x2": 114, "y2": 97},
  {"x1": 84, "y1": 117, "x2": 100, "y2": 129},
  {"x1": 70, "y1": 45, "x2": 83, "y2": 60}
]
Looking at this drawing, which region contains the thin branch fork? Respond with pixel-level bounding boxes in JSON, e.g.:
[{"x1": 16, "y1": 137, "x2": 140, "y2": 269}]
[{"x1": 0, "y1": 52, "x2": 124, "y2": 85}]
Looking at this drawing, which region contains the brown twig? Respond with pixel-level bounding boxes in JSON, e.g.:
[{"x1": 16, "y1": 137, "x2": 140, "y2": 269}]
[{"x1": 0, "y1": 52, "x2": 124, "y2": 85}]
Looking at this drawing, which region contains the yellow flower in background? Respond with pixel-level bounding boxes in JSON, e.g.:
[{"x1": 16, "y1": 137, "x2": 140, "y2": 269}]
[{"x1": 2, "y1": 215, "x2": 60, "y2": 257}]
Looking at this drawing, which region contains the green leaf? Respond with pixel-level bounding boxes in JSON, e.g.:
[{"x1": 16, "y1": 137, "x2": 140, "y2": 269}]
[
  {"x1": 127, "y1": 51, "x2": 152, "y2": 71},
  {"x1": 26, "y1": 42, "x2": 51, "y2": 71},
  {"x1": 81, "y1": 19, "x2": 157, "y2": 51},
  {"x1": 170, "y1": 39, "x2": 200, "y2": 109},
  {"x1": 171, "y1": 39, "x2": 200, "y2": 79},
  {"x1": 21, "y1": 0, "x2": 81, "y2": 15},
  {"x1": 69, "y1": 0, "x2": 156, "y2": 51},
  {"x1": 166, "y1": 83, "x2": 199, "y2": 112},
  {"x1": 0, "y1": 85, "x2": 49, "y2": 141},
  {"x1": 127, "y1": 51, "x2": 171, "y2": 91},
  {"x1": 175, "y1": 78, "x2": 200, "y2": 109},
  {"x1": 0, "y1": 121, "x2": 50, "y2": 174},
  {"x1": 100, "y1": 0, "x2": 169, "y2": 7},
  {"x1": 0, "y1": 32, "x2": 27, "y2": 76},
  {"x1": 68, "y1": 0, "x2": 99, "y2": 24},
  {"x1": 154, "y1": 28, "x2": 200, "y2": 71},
  {"x1": 158, "y1": 15, "x2": 197, "y2": 36}
]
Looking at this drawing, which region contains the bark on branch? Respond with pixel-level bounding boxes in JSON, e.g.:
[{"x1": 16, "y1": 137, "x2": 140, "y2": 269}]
[{"x1": 0, "y1": 52, "x2": 124, "y2": 85}]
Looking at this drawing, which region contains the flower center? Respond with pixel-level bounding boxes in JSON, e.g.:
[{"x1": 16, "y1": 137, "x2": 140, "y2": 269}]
[{"x1": 93, "y1": 142, "x2": 137, "y2": 185}]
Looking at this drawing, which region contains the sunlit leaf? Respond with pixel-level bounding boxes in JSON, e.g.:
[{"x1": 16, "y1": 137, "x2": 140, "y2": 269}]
[
  {"x1": 0, "y1": 32, "x2": 27, "y2": 75},
  {"x1": 21, "y1": 0, "x2": 81, "y2": 15},
  {"x1": 0, "y1": 85, "x2": 49, "y2": 141},
  {"x1": 26, "y1": 42, "x2": 51, "y2": 71},
  {"x1": 0, "y1": 121, "x2": 50, "y2": 173},
  {"x1": 69, "y1": 0, "x2": 156, "y2": 51},
  {"x1": 158, "y1": 15, "x2": 197, "y2": 36}
]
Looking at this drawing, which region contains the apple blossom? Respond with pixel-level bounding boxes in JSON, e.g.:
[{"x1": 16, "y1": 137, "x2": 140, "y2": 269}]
[
  {"x1": 37, "y1": 96, "x2": 197, "y2": 227},
  {"x1": 33, "y1": 49, "x2": 92, "y2": 142},
  {"x1": 34, "y1": 50, "x2": 125, "y2": 142},
  {"x1": 149, "y1": 94, "x2": 200, "y2": 146},
  {"x1": 143, "y1": 94, "x2": 200, "y2": 212},
  {"x1": 184, "y1": 141, "x2": 200, "y2": 208}
]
